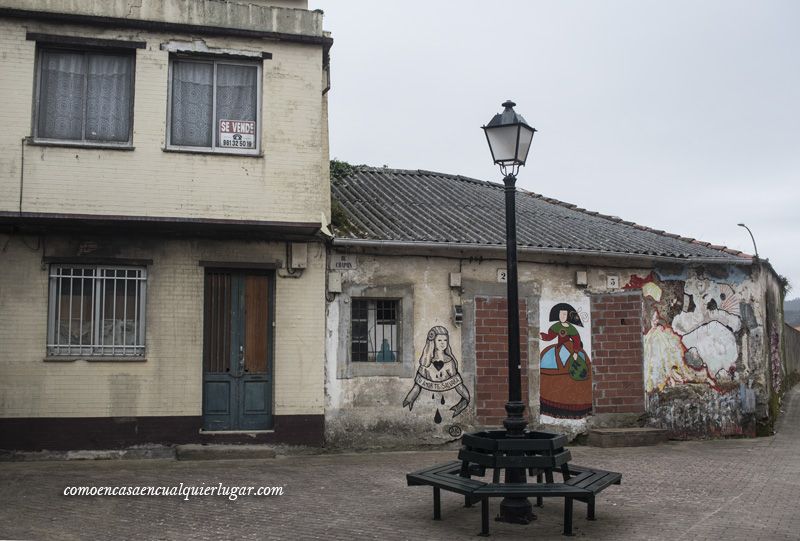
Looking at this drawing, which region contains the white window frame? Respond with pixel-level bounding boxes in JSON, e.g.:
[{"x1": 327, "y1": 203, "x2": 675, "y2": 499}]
[
  {"x1": 46, "y1": 265, "x2": 147, "y2": 358},
  {"x1": 32, "y1": 46, "x2": 135, "y2": 147},
  {"x1": 166, "y1": 56, "x2": 262, "y2": 156}
]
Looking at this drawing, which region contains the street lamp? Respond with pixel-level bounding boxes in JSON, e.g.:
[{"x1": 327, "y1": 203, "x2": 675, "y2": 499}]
[
  {"x1": 482, "y1": 100, "x2": 537, "y2": 524},
  {"x1": 737, "y1": 223, "x2": 759, "y2": 259}
]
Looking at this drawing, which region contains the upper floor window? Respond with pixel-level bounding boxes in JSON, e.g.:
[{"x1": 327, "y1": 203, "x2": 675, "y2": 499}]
[
  {"x1": 167, "y1": 57, "x2": 261, "y2": 155},
  {"x1": 34, "y1": 48, "x2": 134, "y2": 145}
]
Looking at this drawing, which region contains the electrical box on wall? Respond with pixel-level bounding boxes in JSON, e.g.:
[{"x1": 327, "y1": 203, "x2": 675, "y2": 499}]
[
  {"x1": 450, "y1": 272, "x2": 462, "y2": 288},
  {"x1": 576, "y1": 270, "x2": 588, "y2": 286},
  {"x1": 453, "y1": 305, "x2": 464, "y2": 325},
  {"x1": 328, "y1": 272, "x2": 342, "y2": 293},
  {"x1": 290, "y1": 243, "x2": 308, "y2": 269}
]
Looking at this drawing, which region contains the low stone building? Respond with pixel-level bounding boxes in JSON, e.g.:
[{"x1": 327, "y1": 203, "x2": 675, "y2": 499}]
[{"x1": 326, "y1": 167, "x2": 787, "y2": 447}]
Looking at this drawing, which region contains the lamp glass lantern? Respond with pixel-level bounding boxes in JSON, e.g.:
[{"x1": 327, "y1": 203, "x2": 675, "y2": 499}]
[{"x1": 482, "y1": 100, "x2": 536, "y2": 171}]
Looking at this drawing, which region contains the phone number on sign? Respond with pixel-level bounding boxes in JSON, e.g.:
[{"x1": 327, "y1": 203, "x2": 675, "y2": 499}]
[{"x1": 221, "y1": 140, "x2": 254, "y2": 148}]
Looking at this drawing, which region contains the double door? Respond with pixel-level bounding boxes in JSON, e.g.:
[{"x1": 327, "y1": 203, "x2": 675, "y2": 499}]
[{"x1": 203, "y1": 271, "x2": 273, "y2": 431}]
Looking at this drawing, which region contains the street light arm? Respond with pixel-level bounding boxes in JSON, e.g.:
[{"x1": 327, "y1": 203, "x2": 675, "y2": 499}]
[{"x1": 737, "y1": 223, "x2": 759, "y2": 258}]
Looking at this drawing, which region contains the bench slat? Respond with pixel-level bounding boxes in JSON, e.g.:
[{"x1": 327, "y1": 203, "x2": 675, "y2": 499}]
[
  {"x1": 474, "y1": 482, "x2": 590, "y2": 498},
  {"x1": 583, "y1": 472, "x2": 622, "y2": 493},
  {"x1": 407, "y1": 461, "x2": 461, "y2": 477},
  {"x1": 407, "y1": 475, "x2": 485, "y2": 494},
  {"x1": 457, "y1": 448, "x2": 572, "y2": 469}
]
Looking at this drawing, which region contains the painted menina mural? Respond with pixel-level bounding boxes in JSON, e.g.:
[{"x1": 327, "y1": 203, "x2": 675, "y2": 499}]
[
  {"x1": 403, "y1": 326, "x2": 471, "y2": 424},
  {"x1": 539, "y1": 303, "x2": 592, "y2": 418}
]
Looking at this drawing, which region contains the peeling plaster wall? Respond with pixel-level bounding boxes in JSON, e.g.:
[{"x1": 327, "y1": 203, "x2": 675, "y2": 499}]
[
  {"x1": 625, "y1": 264, "x2": 779, "y2": 438},
  {"x1": 324, "y1": 250, "x2": 654, "y2": 447},
  {"x1": 784, "y1": 324, "x2": 800, "y2": 379}
]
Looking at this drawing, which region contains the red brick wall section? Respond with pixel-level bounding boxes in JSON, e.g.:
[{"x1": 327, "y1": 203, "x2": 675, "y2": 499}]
[
  {"x1": 475, "y1": 297, "x2": 528, "y2": 426},
  {"x1": 590, "y1": 292, "x2": 646, "y2": 414}
]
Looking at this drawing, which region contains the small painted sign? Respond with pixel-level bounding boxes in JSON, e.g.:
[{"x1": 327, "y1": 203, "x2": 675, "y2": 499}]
[
  {"x1": 219, "y1": 120, "x2": 255, "y2": 149},
  {"x1": 330, "y1": 254, "x2": 357, "y2": 270},
  {"x1": 497, "y1": 269, "x2": 508, "y2": 283}
]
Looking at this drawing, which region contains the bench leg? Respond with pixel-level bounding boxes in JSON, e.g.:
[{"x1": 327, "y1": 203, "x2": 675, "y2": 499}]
[
  {"x1": 545, "y1": 469, "x2": 554, "y2": 483},
  {"x1": 563, "y1": 497, "x2": 574, "y2": 536},
  {"x1": 479, "y1": 498, "x2": 490, "y2": 536},
  {"x1": 536, "y1": 473, "x2": 544, "y2": 507},
  {"x1": 465, "y1": 494, "x2": 472, "y2": 508},
  {"x1": 433, "y1": 487, "x2": 441, "y2": 520},
  {"x1": 587, "y1": 496, "x2": 596, "y2": 520}
]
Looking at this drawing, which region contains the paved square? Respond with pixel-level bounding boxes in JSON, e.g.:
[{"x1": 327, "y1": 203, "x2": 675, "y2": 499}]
[{"x1": 2, "y1": 389, "x2": 799, "y2": 540}]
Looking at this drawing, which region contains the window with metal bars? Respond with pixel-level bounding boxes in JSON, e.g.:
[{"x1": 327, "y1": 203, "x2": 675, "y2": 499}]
[
  {"x1": 46, "y1": 265, "x2": 147, "y2": 357},
  {"x1": 351, "y1": 299, "x2": 400, "y2": 362}
]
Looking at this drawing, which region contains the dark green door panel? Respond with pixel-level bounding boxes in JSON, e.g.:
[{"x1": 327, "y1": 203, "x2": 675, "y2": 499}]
[{"x1": 203, "y1": 271, "x2": 273, "y2": 431}]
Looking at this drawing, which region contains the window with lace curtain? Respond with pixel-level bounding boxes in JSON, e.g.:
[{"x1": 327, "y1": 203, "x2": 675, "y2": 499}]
[
  {"x1": 167, "y1": 57, "x2": 261, "y2": 154},
  {"x1": 34, "y1": 48, "x2": 134, "y2": 145}
]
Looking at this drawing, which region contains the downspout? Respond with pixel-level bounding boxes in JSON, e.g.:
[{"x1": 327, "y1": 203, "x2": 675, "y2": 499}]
[{"x1": 19, "y1": 137, "x2": 26, "y2": 214}]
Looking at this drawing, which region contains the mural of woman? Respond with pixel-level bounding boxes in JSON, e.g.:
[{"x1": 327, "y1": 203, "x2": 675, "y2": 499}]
[
  {"x1": 403, "y1": 326, "x2": 471, "y2": 422},
  {"x1": 539, "y1": 303, "x2": 592, "y2": 418}
]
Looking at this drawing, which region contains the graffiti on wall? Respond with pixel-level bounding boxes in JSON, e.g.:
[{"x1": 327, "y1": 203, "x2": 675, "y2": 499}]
[
  {"x1": 539, "y1": 302, "x2": 592, "y2": 418},
  {"x1": 626, "y1": 271, "x2": 753, "y2": 394},
  {"x1": 403, "y1": 326, "x2": 470, "y2": 423}
]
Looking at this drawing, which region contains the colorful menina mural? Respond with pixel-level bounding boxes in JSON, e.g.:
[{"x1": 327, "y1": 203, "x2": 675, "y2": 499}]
[
  {"x1": 403, "y1": 326, "x2": 470, "y2": 423},
  {"x1": 626, "y1": 272, "x2": 750, "y2": 393},
  {"x1": 539, "y1": 302, "x2": 592, "y2": 418}
]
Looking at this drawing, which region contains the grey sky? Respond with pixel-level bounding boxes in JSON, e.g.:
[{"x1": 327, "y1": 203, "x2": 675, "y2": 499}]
[{"x1": 311, "y1": 1, "x2": 800, "y2": 296}]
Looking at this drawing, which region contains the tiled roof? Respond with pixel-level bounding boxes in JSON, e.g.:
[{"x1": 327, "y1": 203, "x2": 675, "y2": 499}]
[{"x1": 331, "y1": 168, "x2": 751, "y2": 263}]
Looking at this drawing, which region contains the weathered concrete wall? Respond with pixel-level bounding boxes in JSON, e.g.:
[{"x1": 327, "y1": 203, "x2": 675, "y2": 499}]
[
  {"x1": 0, "y1": 0, "x2": 322, "y2": 37},
  {"x1": 324, "y1": 250, "x2": 653, "y2": 447},
  {"x1": 624, "y1": 265, "x2": 774, "y2": 438},
  {"x1": 0, "y1": 234, "x2": 326, "y2": 418},
  {"x1": 326, "y1": 249, "x2": 784, "y2": 446},
  {"x1": 0, "y1": 15, "x2": 329, "y2": 224},
  {"x1": 784, "y1": 324, "x2": 800, "y2": 379}
]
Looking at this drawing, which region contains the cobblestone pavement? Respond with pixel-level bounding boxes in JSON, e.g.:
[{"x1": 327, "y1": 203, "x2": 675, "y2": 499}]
[{"x1": 2, "y1": 388, "x2": 799, "y2": 540}]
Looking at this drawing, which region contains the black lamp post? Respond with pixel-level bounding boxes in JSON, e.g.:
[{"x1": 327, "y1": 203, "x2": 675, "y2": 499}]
[{"x1": 482, "y1": 100, "x2": 537, "y2": 524}]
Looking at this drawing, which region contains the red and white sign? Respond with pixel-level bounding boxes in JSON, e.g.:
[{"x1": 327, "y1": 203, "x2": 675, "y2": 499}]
[{"x1": 219, "y1": 119, "x2": 256, "y2": 149}]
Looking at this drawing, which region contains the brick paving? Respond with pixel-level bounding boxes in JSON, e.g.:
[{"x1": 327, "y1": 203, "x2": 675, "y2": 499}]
[{"x1": 2, "y1": 388, "x2": 799, "y2": 540}]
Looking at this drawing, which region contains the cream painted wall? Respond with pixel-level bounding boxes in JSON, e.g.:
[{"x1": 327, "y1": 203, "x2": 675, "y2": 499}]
[
  {"x1": 0, "y1": 235, "x2": 326, "y2": 418},
  {"x1": 0, "y1": 18, "x2": 330, "y2": 224}
]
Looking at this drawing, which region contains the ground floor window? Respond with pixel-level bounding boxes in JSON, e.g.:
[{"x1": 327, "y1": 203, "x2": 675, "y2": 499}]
[
  {"x1": 47, "y1": 265, "x2": 147, "y2": 356},
  {"x1": 351, "y1": 299, "x2": 399, "y2": 362}
]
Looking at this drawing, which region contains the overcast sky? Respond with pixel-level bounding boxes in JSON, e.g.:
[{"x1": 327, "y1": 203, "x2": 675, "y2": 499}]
[{"x1": 311, "y1": 0, "x2": 800, "y2": 298}]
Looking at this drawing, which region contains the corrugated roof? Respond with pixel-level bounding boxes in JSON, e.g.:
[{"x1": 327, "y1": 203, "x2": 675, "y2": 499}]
[{"x1": 331, "y1": 167, "x2": 751, "y2": 263}]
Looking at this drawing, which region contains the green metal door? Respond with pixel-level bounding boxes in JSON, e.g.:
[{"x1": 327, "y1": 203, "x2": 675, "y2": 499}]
[{"x1": 203, "y1": 271, "x2": 273, "y2": 431}]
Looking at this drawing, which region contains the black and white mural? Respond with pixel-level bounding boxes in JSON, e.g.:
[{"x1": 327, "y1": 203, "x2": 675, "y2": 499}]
[{"x1": 403, "y1": 326, "x2": 470, "y2": 423}]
